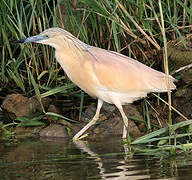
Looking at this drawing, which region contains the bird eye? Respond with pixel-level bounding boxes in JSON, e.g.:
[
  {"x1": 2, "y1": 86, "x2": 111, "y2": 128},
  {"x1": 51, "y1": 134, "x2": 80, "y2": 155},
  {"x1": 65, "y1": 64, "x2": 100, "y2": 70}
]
[{"x1": 44, "y1": 35, "x2": 49, "y2": 39}]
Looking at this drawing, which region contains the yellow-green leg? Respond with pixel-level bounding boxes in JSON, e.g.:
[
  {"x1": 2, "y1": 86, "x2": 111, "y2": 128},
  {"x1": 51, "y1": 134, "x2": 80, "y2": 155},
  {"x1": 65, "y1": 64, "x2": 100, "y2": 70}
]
[{"x1": 73, "y1": 99, "x2": 103, "y2": 141}]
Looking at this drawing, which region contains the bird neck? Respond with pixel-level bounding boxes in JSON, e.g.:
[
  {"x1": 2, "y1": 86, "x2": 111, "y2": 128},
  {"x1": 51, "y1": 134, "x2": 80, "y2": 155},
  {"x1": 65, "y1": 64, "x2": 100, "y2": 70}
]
[
  {"x1": 55, "y1": 42, "x2": 85, "y2": 67},
  {"x1": 57, "y1": 36, "x2": 89, "y2": 51}
]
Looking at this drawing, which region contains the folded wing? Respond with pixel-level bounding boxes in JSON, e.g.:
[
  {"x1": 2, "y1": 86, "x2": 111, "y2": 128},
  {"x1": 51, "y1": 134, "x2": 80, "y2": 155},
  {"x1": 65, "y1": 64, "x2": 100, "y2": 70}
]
[{"x1": 86, "y1": 47, "x2": 176, "y2": 94}]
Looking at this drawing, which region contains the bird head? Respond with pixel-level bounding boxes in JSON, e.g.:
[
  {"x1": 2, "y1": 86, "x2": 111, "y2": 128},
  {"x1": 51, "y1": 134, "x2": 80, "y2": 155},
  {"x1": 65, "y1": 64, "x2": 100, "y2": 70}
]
[{"x1": 12, "y1": 28, "x2": 77, "y2": 49}]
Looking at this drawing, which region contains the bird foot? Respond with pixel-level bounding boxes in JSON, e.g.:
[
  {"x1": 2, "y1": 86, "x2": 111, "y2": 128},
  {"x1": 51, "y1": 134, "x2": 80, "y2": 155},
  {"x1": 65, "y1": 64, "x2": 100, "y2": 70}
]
[{"x1": 72, "y1": 133, "x2": 89, "y2": 141}]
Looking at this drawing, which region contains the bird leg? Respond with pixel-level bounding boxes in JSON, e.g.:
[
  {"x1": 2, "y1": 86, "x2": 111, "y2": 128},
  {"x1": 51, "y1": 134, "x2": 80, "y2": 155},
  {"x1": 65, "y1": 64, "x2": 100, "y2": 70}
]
[
  {"x1": 73, "y1": 99, "x2": 103, "y2": 141},
  {"x1": 113, "y1": 101, "x2": 129, "y2": 140},
  {"x1": 119, "y1": 107, "x2": 129, "y2": 139}
]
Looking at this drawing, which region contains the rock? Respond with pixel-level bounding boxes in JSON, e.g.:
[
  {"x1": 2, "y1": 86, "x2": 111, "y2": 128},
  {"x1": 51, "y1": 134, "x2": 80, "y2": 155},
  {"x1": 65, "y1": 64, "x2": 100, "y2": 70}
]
[
  {"x1": 1, "y1": 94, "x2": 51, "y2": 118},
  {"x1": 40, "y1": 124, "x2": 68, "y2": 138},
  {"x1": 29, "y1": 96, "x2": 51, "y2": 111},
  {"x1": 47, "y1": 104, "x2": 60, "y2": 114},
  {"x1": 81, "y1": 103, "x2": 116, "y2": 122},
  {"x1": 174, "y1": 87, "x2": 192, "y2": 100},
  {"x1": 173, "y1": 87, "x2": 192, "y2": 121},
  {"x1": 182, "y1": 69, "x2": 192, "y2": 85},
  {"x1": 13, "y1": 126, "x2": 42, "y2": 139},
  {"x1": 167, "y1": 35, "x2": 192, "y2": 73},
  {"x1": 81, "y1": 103, "x2": 97, "y2": 122},
  {"x1": 2, "y1": 94, "x2": 30, "y2": 117},
  {"x1": 46, "y1": 104, "x2": 61, "y2": 122}
]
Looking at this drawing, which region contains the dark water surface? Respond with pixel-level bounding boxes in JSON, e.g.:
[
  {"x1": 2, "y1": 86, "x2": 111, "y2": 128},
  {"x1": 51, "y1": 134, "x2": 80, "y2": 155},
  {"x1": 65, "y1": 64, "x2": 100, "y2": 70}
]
[{"x1": 0, "y1": 136, "x2": 192, "y2": 180}]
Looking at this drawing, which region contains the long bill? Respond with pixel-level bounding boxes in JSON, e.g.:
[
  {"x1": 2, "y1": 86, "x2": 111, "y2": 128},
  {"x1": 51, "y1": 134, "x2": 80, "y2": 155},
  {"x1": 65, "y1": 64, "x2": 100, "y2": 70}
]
[{"x1": 11, "y1": 35, "x2": 48, "y2": 44}]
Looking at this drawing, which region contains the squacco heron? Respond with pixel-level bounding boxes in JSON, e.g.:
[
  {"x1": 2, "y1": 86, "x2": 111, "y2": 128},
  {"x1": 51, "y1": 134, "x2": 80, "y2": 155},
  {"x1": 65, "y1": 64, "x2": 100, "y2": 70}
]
[{"x1": 13, "y1": 28, "x2": 176, "y2": 141}]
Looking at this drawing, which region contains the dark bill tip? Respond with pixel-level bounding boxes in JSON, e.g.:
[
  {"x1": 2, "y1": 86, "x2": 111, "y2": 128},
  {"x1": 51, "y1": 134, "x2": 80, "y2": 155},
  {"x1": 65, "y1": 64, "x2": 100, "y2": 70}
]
[
  {"x1": 11, "y1": 39, "x2": 27, "y2": 44},
  {"x1": 11, "y1": 35, "x2": 48, "y2": 45}
]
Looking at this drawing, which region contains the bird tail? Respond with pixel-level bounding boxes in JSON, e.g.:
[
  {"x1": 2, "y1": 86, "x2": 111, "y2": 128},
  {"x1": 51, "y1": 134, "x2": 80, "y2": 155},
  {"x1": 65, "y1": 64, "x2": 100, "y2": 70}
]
[{"x1": 145, "y1": 72, "x2": 177, "y2": 93}]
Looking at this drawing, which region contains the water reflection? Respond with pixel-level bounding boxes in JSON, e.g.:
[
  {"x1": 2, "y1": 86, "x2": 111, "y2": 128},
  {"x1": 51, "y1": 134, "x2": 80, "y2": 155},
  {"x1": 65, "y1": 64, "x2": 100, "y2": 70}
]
[
  {"x1": 74, "y1": 140, "x2": 150, "y2": 179},
  {"x1": 0, "y1": 136, "x2": 192, "y2": 179}
]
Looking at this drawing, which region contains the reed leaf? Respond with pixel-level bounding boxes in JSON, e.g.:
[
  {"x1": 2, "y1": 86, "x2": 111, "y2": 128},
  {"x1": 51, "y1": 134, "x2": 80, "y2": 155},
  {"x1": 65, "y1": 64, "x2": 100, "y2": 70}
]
[{"x1": 132, "y1": 120, "x2": 192, "y2": 144}]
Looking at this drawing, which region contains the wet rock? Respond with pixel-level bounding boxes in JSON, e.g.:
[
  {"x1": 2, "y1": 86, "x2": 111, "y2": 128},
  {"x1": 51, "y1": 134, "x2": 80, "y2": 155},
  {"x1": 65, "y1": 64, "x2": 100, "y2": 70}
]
[
  {"x1": 1, "y1": 94, "x2": 51, "y2": 118},
  {"x1": 40, "y1": 124, "x2": 68, "y2": 138},
  {"x1": 13, "y1": 126, "x2": 42, "y2": 139}
]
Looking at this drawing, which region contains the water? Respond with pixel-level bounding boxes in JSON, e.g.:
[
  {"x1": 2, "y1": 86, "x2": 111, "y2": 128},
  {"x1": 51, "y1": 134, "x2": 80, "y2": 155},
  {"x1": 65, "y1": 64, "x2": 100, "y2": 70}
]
[{"x1": 0, "y1": 136, "x2": 192, "y2": 180}]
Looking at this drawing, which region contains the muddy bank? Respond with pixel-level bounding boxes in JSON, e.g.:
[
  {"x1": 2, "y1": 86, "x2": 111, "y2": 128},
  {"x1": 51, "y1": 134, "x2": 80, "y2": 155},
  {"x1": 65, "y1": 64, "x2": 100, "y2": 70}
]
[
  {"x1": 0, "y1": 93, "x2": 143, "y2": 139},
  {"x1": 0, "y1": 85, "x2": 192, "y2": 140}
]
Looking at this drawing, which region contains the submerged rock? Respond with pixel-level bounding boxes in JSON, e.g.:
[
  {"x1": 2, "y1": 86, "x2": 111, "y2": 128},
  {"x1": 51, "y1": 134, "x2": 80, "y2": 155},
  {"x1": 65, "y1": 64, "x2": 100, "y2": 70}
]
[{"x1": 40, "y1": 124, "x2": 68, "y2": 138}]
